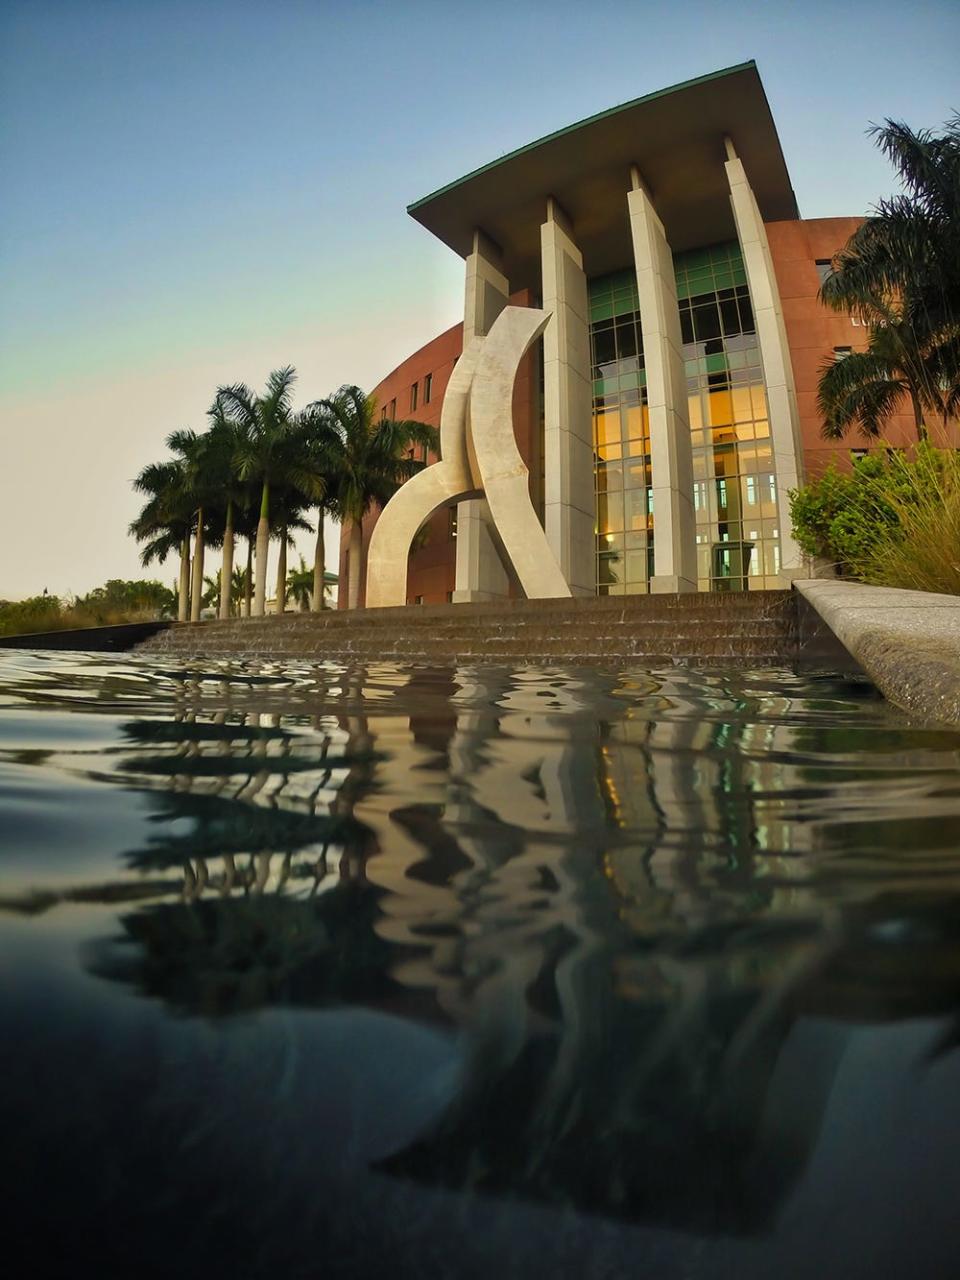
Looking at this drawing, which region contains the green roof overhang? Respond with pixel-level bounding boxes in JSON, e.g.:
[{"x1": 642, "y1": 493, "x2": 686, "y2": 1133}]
[{"x1": 407, "y1": 61, "x2": 798, "y2": 287}]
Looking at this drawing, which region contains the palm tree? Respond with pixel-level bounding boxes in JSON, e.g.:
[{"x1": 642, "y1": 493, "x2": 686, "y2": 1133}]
[
  {"x1": 287, "y1": 556, "x2": 313, "y2": 611},
  {"x1": 819, "y1": 115, "x2": 960, "y2": 439},
  {"x1": 294, "y1": 406, "x2": 344, "y2": 612},
  {"x1": 286, "y1": 554, "x2": 337, "y2": 611},
  {"x1": 230, "y1": 565, "x2": 250, "y2": 611},
  {"x1": 130, "y1": 459, "x2": 194, "y2": 622},
  {"x1": 216, "y1": 367, "x2": 306, "y2": 617},
  {"x1": 821, "y1": 115, "x2": 959, "y2": 337},
  {"x1": 166, "y1": 428, "x2": 221, "y2": 623},
  {"x1": 817, "y1": 308, "x2": 950, "y2": 441},
  {"x1": 270, "y1": 492, "x2": 313, "y2": 614},
  {"x1": 203, "y1": 405, "x2": 249, "y2": 621},
  {"x1": 309, "y1": 386, "x2": 437, "y2": 609},
  {"x1": 201, "y1": 573, "x2": 221, "y2": 610},
  {"x1": 233, "y1": 504, "x2": 257, "y2": 618}
]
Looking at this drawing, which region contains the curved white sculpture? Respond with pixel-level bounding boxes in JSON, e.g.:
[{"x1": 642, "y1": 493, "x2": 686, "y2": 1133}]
[{"x1": 365, "y1": 306, "x2": 572, "y2": 608}]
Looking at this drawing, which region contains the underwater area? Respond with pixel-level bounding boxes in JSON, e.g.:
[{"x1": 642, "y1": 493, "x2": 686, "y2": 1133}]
[{"x1": 2, "y1": 650, "x2": 960, "y2": 1279}]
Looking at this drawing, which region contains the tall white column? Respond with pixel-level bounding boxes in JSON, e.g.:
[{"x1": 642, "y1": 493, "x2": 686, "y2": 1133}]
[
  {"x1": 724, "y1": 138, "x2": 805, "y2": 582},
  {"x1": 540, "y1": 198, "x2": 595, "y2": 596},
  {"x1": 628, "y1": 171, "x2": 698, "y2": 593},
  {"x1": 453, "y1": 230, "x2": 512, "y2": 602}
]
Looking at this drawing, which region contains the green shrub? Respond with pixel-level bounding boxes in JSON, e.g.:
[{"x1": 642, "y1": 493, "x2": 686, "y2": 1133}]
[
  {"x1": 789, "y1": 445, "x2": 960, "y2": 594},
  {"x1": 0, "y1": 579, "x2": 176, "y2": 638}
]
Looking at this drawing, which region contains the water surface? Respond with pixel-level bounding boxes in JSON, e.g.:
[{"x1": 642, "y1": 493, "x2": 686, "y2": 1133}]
[{"x1": 2, "y1": 650, "x2": 960, "y2": 1279}]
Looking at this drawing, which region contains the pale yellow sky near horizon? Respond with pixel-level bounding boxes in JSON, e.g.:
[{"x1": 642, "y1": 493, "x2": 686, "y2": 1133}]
[{"x1": 0, "y1": 287, "x2": 462, "y2": 602}]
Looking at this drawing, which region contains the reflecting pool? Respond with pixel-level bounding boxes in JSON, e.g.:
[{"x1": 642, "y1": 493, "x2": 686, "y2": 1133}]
[{"x1": 2, "y1": 650, "x2": 960, "y2": 1278}]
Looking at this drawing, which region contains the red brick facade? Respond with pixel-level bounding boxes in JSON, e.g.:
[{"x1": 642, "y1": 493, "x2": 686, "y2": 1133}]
[{"x1": 766, "y1": 217, "x2": 958, "y2": 476}]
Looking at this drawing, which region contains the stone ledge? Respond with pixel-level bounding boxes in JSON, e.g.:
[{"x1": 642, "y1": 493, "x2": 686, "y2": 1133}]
[
  {"x1": 796, "y1": 579, "x2": 960, "y2": 725},
  {"x1": 0, "y1": 620, "x2": 171, "y2": 652}
]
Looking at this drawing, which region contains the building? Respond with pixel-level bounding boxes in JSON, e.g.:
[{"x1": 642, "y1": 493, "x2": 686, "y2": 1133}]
[{"x1": 339, "y1": 61, "x2": 949, "y2": 608}]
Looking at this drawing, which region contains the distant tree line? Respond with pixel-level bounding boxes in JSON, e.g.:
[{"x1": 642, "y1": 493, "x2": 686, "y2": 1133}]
[{"x1": 0, "y1": 579, "x2": 176, "y2": 638}]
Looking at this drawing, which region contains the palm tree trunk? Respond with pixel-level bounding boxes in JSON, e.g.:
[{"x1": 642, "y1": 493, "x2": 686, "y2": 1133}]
[
  {"x1": 253, "y1": 481, "x2": 269, "y2": 617},
  {"x1": 347, "y1": 519, "x2": 362, "y2": 610},
  {"x1": 178, "y1": 534, "x2": 190, "y2": 622},
  {"x1": 219, "y1": 500, "x2": 234, "y2": 620},
  {"x1": 244, "y1": 538, "x2": 253, "y2": 618},
  {"x1": 275, "y1": 523, "x2": 287, "y2": 615},
  {"x1": 312, "y1": 510, "x2": 325, "y2": 612},
  {"x1": 910, "y1": 389, "x2": 928, "y2": 442},
  {"x1": 190, "y1": 509, "x2": 204, "y2": 623}
]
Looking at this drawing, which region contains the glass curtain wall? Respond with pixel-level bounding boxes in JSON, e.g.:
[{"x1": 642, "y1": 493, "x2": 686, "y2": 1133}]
[
  {"x1": 589, "y1": 271, "x2": 652, "y2": 595},
  {"x1": 676, "y1": 243, "x2": 780, "y2": 590},
  {"x1": 588, "y1": 242, "x2": 780, "y2": 594}
]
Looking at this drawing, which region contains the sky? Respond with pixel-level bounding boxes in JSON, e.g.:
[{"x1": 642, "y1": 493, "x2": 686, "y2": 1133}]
[{"x1": 1, "y1": 0, "x2": 958, "y2": 600}]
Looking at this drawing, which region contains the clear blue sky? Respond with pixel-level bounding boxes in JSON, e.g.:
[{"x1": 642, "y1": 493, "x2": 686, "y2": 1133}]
[{"x1": 1, "y1": 0, "x2": 957, "y2": 597}]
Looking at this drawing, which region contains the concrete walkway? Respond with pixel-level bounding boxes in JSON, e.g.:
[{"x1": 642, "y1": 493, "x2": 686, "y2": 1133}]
[{"x1": 796, "y1": 579, "x2": 960, "y2": 725}]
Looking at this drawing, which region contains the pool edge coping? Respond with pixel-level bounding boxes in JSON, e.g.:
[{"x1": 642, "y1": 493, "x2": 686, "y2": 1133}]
[{"x1": 795, "y1": 579, "x2": 960, "y2": 726}]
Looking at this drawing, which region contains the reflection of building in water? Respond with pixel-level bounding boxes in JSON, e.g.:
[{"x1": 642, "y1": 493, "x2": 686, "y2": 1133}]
[
  {"x1": 55, "y1": 662, "x2": 960, "y2": 1235},
  {"x1": 600, "y1": 675, "x2": 820, "y2": 943}
]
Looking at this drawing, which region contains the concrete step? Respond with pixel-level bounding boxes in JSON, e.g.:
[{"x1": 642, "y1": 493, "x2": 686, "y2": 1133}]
[
  {"x1": 184, "y1": 593, "x2": 793, "y2": 630},
  {"x1": 137, "y1": 590, "x2": 799, "y2": 664}
]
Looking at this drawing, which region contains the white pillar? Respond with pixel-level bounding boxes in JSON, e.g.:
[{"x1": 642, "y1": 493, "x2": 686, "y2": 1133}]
[
  {"x1": 628, "y1": 170, "x2": 698, "y2": 593},
  {"x1": 724, "y1": 138, "x2": 805, "y2": 582},
  {"x1": 540, "y1": 199, "x2": 595, "y2": 596},
  {"x1": 453, "y1": 230, "x2": 512, "y2": 602}
]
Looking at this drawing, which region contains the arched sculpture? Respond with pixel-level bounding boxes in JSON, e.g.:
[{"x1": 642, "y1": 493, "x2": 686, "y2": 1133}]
[{"x1": 365, "y1": 306, "x2": 572, "y2": 608}]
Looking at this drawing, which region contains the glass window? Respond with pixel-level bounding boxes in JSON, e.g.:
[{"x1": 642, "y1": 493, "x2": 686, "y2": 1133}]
[
  {"x1": 615, "y1": 319, "x2": 638, "y2": 360},
  {"x1": 599, "y1": 461, "x2": 624, "y2": 492},
  {"x1": 625, "y1": 550, "x2": 648, "y2": 583},
  {"x1": 589, "y1": 247, "x2": 777, "y2": 595},
  {"x1": 834, "y1": 346, "x2": 852, "y2": 361},
  {"x1": 410, "y1": 382, "x2": 418, "y2": 410},
  {"x1": 598, "y1": 491, "x2": 624, "y2": 533},
  {"x1": 589, "y1": 269, "x2": 655, "y2": 592},
  {"x1": 423, "y1": 373, "x2": 432, "y2": 404},
  {"x1": 815, "y1": 259, "x2": 833, "y2": 287},
  {"x1": 596, "y1": 410, "x2": 620, "y2": 446},
  {"x1": 679, "y1": 306, "x2": 695, "y2": 345},
  {"x1": 593, "y1": 326, "x2": 616, "y2": 370},
  {"x1": 720, "y1": 297, "x2": 741, "y2": 335},
  {"x1": 693, "y1": 302, "x2": 723, "y2": 343}
]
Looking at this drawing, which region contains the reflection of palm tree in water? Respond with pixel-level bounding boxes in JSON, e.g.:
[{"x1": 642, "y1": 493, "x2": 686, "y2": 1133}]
[
  {"x1": 116, "y1": 671, "x2": 386, "y2": 898},
  {"x1": 82, "y1": 668, "x2": 433, "y2": 1017}
]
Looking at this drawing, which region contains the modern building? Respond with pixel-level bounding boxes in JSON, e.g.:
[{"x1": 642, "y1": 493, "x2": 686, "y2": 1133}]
[{"x1": 339, "y1": 61, "x2": 949, "y2": 608}]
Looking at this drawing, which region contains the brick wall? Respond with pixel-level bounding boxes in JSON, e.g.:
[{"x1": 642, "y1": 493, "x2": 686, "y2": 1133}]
[{"x1": 766, "y1": 217, "x2": 957, "y2": 477}]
